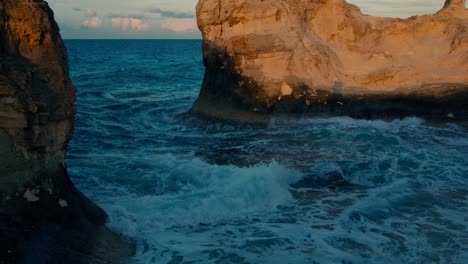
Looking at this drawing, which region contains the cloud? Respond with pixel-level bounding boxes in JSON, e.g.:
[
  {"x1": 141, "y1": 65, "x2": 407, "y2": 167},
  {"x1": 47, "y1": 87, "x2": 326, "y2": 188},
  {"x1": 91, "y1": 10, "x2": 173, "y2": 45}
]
[
  {"x1": 145, "y1": 7, "x2": 194, "y2": 19},
  {"x1": 108, "y1": 13, "x2": 145, "y2": 20},
  {"x1": 73, "y1": 7, "x2": 97, "y2": 18},
  {"x1": 347, "y1": 0, "x2": 446, "y2": 17},
  {"x1": 111, "y1": 17, "x2": 150, "y2": 32},
  {"x1": 81, "y1": 17, "x2": 103, "y2": 28},
  {"x1": 83, "y1": 8, "x2": 97, "y2": 18},
  {"x1": 74, "y1": 7, "x2": 102, "y2": 29},
  {"x1": 161, "y1": 18, "x2": 197, "y2": 32}
]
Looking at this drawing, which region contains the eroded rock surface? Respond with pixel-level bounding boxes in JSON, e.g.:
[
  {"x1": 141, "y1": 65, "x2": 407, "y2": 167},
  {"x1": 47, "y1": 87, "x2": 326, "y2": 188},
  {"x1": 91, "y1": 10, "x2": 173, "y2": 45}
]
[
  {"x1": 194, "y1": 0, "x2": 468, "y2": 121},
  {"x1": 0, "y1": 1, "x2": 133, "y2": 262}
]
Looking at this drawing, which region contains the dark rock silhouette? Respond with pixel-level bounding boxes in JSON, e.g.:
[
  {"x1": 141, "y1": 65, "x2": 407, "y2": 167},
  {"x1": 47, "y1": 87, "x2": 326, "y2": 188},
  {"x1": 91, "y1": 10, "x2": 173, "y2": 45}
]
[{"x1": 0, "y1": 1, "x2": 133, "y2": 262}]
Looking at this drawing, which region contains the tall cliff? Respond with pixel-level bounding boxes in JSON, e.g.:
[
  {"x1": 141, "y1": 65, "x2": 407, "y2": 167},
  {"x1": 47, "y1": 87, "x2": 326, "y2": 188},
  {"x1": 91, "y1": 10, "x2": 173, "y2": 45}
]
[
  {"x1": 194, "y1": 0, "x2": 468, "y2": 121},
  {"x1": 0, "y1": 1, "x2": 132, "y2": 262}
]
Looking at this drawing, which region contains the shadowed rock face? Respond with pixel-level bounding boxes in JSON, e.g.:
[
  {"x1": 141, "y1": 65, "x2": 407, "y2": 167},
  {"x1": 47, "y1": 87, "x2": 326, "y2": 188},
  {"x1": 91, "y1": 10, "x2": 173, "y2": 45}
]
[
  {"x1": 194, "y1": 0, "x2": 468, "y2": 122},
  {"x1": 0, "y1": 1, "x2": 133, "y2": 262}
]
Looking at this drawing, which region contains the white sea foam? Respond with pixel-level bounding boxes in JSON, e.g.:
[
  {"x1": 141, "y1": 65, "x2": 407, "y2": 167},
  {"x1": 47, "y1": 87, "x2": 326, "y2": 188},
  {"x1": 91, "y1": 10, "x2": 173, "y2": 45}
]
[{"x1": 100, "y1": 156, "x2": 302, "y2": 235}]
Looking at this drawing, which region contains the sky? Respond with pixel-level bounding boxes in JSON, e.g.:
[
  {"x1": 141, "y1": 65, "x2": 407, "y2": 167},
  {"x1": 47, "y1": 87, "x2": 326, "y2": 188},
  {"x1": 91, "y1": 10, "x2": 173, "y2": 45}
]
[{"x1": 46, "y1": 0, "x2": 457, "y2": 39}]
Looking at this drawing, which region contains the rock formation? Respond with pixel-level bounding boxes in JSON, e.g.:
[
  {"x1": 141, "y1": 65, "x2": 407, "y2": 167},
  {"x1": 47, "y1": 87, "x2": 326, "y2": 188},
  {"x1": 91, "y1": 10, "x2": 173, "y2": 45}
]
[
  {"x1": 0, "y1": 0, "x2": 132, "y2": 262},
  {"x1": 194, "y1": 0, "x2": 468, "y2": 122}
]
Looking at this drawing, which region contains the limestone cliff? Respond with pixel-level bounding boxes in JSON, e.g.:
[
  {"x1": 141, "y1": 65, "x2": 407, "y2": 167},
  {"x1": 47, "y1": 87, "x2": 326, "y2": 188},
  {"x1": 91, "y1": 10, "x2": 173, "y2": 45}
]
[
  {"x1": 194, "y1": 0, "x2": 468, "y2": 121},
  {"x1": 0, "y1": 1, "x2": 132, "y2": 262}
]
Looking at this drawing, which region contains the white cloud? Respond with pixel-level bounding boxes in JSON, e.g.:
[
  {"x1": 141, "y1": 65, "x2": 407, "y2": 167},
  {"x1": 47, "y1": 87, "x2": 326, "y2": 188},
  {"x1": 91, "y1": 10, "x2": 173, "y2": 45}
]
[
  {"x1": 111, "y1": 17, "x2": 150, "y2": 32},
  {"x1": 82, "y1": 17, "x2": 103, "y2": 28},
  {"x1": 161, "y1": 18, "x2": 197, "y2": 32}
]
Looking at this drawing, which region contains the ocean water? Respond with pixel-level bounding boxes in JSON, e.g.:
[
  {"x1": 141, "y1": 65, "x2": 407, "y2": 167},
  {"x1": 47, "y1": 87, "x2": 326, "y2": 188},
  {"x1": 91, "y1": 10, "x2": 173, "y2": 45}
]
[{"x1": 65, "y1": 40, "x2": 468, "y2": 264}]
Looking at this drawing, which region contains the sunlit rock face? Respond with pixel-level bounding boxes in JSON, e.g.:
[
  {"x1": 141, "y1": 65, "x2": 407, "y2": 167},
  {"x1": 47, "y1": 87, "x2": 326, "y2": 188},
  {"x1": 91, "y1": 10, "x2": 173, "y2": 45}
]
[
  {"x1": 194, "y1": 0, "x2": 468, "y2": 121},
  {"x1": 0, "y1": 1, "x2": 130, "y2": 262}
]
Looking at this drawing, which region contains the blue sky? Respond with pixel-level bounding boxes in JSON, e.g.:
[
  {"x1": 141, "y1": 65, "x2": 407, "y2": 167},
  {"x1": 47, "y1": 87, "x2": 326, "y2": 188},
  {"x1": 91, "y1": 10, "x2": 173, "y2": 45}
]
[{"x1": 47, "y1": 0, "x2": 450, "y2": 39}]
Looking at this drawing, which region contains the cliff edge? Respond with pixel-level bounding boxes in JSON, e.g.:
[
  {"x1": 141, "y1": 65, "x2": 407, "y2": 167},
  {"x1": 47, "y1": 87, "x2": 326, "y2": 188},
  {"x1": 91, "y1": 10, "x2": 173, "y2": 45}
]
[
  {"x1": 0, "y1": 1, "x2": 133, "y2": 262},
  {"x1": 194, "y1": 0, "x2": 468, "y2": 122}
]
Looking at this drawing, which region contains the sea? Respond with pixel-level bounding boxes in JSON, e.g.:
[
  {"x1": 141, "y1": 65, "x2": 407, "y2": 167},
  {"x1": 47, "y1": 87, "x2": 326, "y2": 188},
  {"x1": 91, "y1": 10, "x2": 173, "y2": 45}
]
[{"x1": 65, "y1": 40, "x2": 468, "y2": 264}]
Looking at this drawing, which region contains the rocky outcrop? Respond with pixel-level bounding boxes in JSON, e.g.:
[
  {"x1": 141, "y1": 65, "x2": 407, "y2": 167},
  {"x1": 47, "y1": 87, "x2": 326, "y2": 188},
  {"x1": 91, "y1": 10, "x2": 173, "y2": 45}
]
[
  {"x1": 194, "y1": 0, "x2": 468, "y2": 122},
  {"x1": 0, "y1": 1, "x2": 132, "y2": 262}
]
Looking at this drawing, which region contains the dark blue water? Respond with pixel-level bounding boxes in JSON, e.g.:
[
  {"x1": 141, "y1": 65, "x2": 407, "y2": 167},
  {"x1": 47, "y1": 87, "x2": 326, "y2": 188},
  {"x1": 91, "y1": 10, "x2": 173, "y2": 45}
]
[{"x1": 65, "y1": 40, "x2": 468, "y2": 264}]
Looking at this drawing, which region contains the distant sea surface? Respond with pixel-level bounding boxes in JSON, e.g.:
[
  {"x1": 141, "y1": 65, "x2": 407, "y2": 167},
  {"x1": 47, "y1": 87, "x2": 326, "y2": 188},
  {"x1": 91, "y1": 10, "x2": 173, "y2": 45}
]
[{"x1": 65, "y1": 40, "x2": 468, "y2": 264}]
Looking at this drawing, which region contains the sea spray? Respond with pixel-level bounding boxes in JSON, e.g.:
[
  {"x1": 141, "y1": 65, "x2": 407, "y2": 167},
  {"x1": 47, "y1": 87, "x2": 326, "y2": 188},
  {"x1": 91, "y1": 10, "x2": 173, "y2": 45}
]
[{"x1": 100, "y1": 157, "x2": 303, "y2": 233}]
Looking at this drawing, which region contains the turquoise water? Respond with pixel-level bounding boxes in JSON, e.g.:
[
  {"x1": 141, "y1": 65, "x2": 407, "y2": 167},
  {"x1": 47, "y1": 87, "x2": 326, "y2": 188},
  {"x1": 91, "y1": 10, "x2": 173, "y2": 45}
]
[{"x1": 65, "y1": 40, "x2": 468, "y2": 264}]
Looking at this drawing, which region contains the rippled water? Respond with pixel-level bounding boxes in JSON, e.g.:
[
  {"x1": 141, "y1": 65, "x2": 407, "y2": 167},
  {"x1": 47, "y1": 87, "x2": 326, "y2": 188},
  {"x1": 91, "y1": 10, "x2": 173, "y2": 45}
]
[{"x1": 65, "y1": 40, "x2": 468, "y2": 264}]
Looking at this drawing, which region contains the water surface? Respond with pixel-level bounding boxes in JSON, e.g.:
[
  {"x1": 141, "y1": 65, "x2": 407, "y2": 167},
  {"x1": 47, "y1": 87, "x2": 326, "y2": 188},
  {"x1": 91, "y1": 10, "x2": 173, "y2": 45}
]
[{"x1": 66, "y1": 40, "x2": 468, "y2": 264}]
